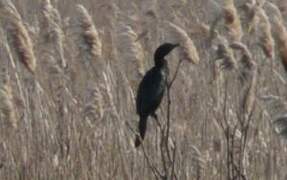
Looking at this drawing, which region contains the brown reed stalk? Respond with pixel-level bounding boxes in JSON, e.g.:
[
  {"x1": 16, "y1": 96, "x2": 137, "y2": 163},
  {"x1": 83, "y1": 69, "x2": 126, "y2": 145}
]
[{"x1": 230, "y1": 42, "x2": 257, "y2": 117}]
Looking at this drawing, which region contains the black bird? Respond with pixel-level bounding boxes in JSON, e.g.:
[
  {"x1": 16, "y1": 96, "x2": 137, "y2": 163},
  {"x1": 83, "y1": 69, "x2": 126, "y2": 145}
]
[{"x1": 135, "y1": 43, "x2": 179, "y2": 147}]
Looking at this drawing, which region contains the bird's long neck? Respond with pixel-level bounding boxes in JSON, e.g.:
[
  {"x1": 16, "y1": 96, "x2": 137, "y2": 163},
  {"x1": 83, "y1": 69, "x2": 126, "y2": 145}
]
[{"x1": 154, "y1": 58, "x2": 167, "y2": 68}]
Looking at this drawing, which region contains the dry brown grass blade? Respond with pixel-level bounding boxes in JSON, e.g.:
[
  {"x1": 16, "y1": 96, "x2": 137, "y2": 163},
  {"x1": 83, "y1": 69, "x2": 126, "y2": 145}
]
[
  {"x1": 76, "y1": 4, "x2": 102, "y2": 61},
  {"x1": 223, "y1": 0, "x2": 243, "y2": 41},
  {"x1": 0, "y1": 72, "x2": 17, "y2": 128},
  {"x1": 168, "y1": 22, "x2": 200, "y2": 64},
  {"x1": 0, "y1": 1, "x2": 36, "y2": 74}
]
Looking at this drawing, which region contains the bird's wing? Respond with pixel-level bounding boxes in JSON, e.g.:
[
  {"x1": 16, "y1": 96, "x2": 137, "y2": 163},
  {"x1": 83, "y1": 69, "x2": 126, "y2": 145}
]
[{"x1": 136, "y1": 68, "x2": 165, "y2": 116}]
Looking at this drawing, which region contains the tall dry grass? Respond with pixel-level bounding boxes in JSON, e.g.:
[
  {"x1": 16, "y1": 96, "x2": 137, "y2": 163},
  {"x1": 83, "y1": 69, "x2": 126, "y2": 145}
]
[
  {"x1": 75, "y1": 4, "x2": 102, "y2": 63},
  {"x1": 223, "y1": 0, "x2": 243, "y2": 41},
  {"x1": 0, "y1": 0, "x2": 286, "y2": 180},
  {"x1": 0, "y1": 0, "x2": 36, "y2": 74},
  {"x1": 40, "y1": 0, "x2": 66, "y2": 68},
  {"x1": 0, "y1": 70, "x2": 17, "y2": 129}
]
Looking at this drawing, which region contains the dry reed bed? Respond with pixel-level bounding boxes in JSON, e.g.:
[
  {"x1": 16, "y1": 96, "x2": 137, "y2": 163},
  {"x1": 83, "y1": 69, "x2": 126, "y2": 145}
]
[{"x1": 0, "y1": 0, "x2": 286, "y2": 179}]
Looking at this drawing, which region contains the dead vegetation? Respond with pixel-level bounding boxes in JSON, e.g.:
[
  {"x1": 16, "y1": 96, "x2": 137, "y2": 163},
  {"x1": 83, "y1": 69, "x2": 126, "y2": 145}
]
[{"x1": 0, "y1": 0, "x2": 286, "y2": 179}]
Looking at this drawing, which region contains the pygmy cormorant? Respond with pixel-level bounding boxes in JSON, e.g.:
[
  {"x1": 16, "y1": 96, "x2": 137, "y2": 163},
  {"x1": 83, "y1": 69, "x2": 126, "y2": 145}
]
[{"x1": 135, "y1": 43, "x2": 179, "y2": 147}]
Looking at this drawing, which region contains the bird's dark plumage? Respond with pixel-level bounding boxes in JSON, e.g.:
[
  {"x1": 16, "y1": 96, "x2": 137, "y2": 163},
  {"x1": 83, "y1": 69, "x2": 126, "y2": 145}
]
[{"x1": 135, "y1": 43, "x2": 179, "y2": 147}]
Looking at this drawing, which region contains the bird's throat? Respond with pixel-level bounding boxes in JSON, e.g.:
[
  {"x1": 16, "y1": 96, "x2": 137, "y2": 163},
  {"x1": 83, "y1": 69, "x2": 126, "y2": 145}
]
[{"x1": 154, "y1": 58, "x2": 167, "y2": 68}]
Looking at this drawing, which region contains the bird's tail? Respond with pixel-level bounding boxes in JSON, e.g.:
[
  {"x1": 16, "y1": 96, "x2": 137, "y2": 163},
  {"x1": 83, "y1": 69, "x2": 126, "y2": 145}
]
[{"x1": 135, "y1": 116, "x2": 148, "y2": 148}]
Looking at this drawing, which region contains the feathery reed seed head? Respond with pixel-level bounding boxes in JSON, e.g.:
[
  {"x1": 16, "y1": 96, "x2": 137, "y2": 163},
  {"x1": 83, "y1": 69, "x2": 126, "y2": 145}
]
[
  {"x1": 223, "y1": 0, "x2": 243, "y2": 41},
  {"x1": 76, "y1": 4, "x2": 102, "y2": 61},
  {"x1": 0, "y1": 73, "x2": 17, "y2": 128},
  {"x1": 169, "y1": 22, "x2": 200, "y2": 64},
  {"x1": 257, "y1": 8, "x2": 275, "y2": 59},
  {"x1": 40, "y1": 0, "x2": 66, "y2": 68},
  {"x1": 0, "y1": 2, "x2": 37, "y2": 74},
  {"x1": 116, "y1": 23, "x2": 145, "y2": 87},
  {"x1": 215, "y1": 39, "x2": 237, "y2": 70}
]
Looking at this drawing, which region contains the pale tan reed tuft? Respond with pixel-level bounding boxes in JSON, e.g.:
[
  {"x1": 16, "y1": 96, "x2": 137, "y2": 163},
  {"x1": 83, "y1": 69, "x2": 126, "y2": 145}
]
[
  {"x1": 242, "y1": 1, "x2": 260, "y2": 33},
  {"x1": 0, "y1": 1, "x2": 36, "y2": 73},
  {"x1": 266, "y1": 2, "x2": 283, "y2": 19},
  {"x1": 215, "y1": 37, "x2": 237, "y2": 70},
  {"x1": 117, "y1": 23, "x2": 145, "y2": 87},
  {"x1": 0, "y1": 72, "x2": 17, "y2": 128},
  {"x1": 223, "y1": 0, "x2": 243, "y2": 41},
  {"x1": 76, "y1": 4, "x2": 102, "y2": 61},
  {"x1": 190, "y1": 21, "x2": 210, "y2": 37},
  {"x1": 241, "y1": 2, "x2": 274, "y2": 59},
  {"x1": 84, "y1": 84, "x2": 104, "y2": 125},
  {"x1": 257, "y1": 8, "x2": 275, "y2": 59},
  {"x1": 169, "y1": 22, "x2": 200, "y2": 64},
  {"x1": 0, "y1": 0, "x2": 20, "y2": 20},
  {"x1": 40, "y1": 0, "x2": 66, "y2": 68}
]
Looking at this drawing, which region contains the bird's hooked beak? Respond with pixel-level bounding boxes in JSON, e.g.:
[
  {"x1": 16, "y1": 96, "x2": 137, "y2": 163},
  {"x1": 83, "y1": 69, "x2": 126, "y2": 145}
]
[
  {"x1": 167, "y1": 43, "x2": 180, "y2": 55},
  {"x1": 165, "y1": 43, "x2": 180, "y2": 59}
]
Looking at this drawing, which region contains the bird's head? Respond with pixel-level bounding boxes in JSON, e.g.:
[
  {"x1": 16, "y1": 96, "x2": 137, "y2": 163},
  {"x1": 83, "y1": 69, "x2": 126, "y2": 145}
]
[{"x1": 154, "y1": 43, "x2": 179, "y2": 64}]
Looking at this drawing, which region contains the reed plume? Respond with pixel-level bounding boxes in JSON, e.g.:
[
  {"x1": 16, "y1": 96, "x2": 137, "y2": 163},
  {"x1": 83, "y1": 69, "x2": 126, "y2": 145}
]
[
  {"x1": 76, "y1": 4, "x2": 102, "y2": 61},
  {"x1": 40, "y1": 0, "x2": 66, "y2": 68},
  {"x1": 116, "y1": 23, "x2": 145, "y2": 88},
  {"x1": 169, "y1": 22, "x2": 200, "y2": 64},
  {"x1": 0, "y1": 71, "x2": 17, "y2": 128},
  {"x1": 223, "y1": 0, "x2": 243, "y2": 41},
  {"x1": 0, "y1": 0, "x2": 36, "y2": 73},
  {"x1": 215, "y1": 37, "x2": 237, "y2": 70},
  {"x1": 257, "y1": 8, "x2": 275, "y2": 59}
]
